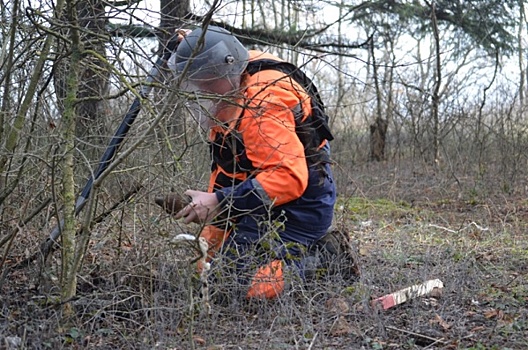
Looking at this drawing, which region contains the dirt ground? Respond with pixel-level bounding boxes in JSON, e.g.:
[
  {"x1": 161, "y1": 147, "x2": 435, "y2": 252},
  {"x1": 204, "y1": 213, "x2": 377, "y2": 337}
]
[{"x1": 0, "y1": 160, "x2": 526, "y2": 349}]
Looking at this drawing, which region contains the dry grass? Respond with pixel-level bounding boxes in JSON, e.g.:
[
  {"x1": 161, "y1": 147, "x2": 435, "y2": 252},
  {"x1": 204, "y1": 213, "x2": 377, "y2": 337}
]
[{"x1": 1, "y1": 160, "x2": 527, "y2": 349}]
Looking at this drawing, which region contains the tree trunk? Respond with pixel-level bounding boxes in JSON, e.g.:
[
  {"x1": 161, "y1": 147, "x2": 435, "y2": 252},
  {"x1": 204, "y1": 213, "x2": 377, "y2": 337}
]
[
  {"x1": 0, "y1": 2, "x2": 55, "y2": 175},
  {"x1": 159, "y1": 0, "x2": 190, "y2": 48},
  {"x1": 60, "y1": 0, "x2": 80, "y2": 317},
  {"x1": 431, "y1": 2, "x2": 441, "y2": 168},
  {"x1": 519, "y1": 0, "x2": 525, "y2": 106},
  {"x1": 158, "y1": 0, "x2": 190, "y2": 136},
  {"x1": 369, "y1": 117, "x2": 388, "y2": 161},
  {"x1": 368, "y1": 35, "x2": 388, "y2": 162},
  {"x1": 75, "y1": 0, "x2": 109, "y2": 140},
  {"x1": 53, "y1": 0, "x2": 109, "y2": 143}
]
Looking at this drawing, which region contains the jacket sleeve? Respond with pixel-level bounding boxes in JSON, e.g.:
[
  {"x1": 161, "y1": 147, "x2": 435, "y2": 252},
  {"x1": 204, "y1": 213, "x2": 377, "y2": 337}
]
[{"x1": 214, "y1": 86, "x2": 309, "y2": 211}]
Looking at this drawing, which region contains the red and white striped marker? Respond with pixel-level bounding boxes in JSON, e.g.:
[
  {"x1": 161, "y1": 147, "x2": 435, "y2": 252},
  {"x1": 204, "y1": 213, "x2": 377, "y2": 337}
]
[{"x1": 372, "y1": 279, "x2": 444, "y2": 310}]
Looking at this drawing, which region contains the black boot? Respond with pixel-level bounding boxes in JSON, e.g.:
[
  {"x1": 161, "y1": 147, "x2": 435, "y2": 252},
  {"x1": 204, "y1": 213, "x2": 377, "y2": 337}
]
[{"x1": 311, "y1": 228, "x2": 361, "y2": 281}]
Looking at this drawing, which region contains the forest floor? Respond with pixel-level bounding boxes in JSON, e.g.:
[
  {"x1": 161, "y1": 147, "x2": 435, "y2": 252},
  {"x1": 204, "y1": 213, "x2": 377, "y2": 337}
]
[{"x1": 0, "y1": 160, "x2": 527, "y2": 349}]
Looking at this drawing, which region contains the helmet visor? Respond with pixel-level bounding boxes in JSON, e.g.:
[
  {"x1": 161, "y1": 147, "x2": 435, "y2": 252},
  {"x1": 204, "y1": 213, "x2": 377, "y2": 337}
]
[
  {"x1": 178, "y1": 74, "x2": 242, "y2": 95},
  {"x1": 184, "y1": 96, "x2": 219, "y2": 131}
]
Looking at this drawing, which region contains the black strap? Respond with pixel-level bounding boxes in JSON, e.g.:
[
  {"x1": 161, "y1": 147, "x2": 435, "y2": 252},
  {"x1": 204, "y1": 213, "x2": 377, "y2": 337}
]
[{"x1": 246, "y1": 59, "x2": 334, "y2": 142}]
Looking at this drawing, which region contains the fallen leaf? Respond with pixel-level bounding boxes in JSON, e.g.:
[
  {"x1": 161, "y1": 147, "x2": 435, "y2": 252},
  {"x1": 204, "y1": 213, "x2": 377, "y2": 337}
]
[
  {"x1": 359, "y1": 247, "x2": 370, "y2": 256},
  {"x1": 352, "y1": 302, "x2": 365, "y2": 313},
  {"x1": 444, "y1": 340, "x2": 460, "y2": 350},
  {"x1": 484, "y1": 309, "x2": 504, "y2": 320},
  {"x1": 329, "y1": 316, "x2": 354, "y2": 336},
  {"x1": 325, "y1": 297, "x2": 350, "y2": 314},
  {"x1": 193, "y1": 335, "x2": 206, "y2": 345},
  {"x1": 429, "y1": 287, "x2": 443, "y2": 298},
  {"x1": 491, "y1": 283, "x2": 511, "y2": 293},
  {"x1": 469, "y1": 326, "x2": 485, "y2": 333},
  {"x1": 433, "y1": 313, "x2": 451, "y2": 330}
]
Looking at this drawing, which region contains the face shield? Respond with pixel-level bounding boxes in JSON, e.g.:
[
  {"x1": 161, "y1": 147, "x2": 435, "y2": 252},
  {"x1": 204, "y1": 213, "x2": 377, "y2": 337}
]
[
  {"x1": 181, "y1": 74, "x2": 243, "y2": 131},
  {"x1": 184, "y1": 94, "x2": 218, "y2": 131},
  {"x1": 168, "y1": 26, "x2": 248, "y2": 129}
]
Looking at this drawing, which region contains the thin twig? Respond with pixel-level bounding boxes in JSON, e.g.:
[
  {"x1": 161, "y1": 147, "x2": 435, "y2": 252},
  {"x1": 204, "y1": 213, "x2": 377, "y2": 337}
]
[
  {"x1": 12, "y1": 183, "x2": 143, "y2": 270},
  {"x1": 307, "y1": 332, "x2": 319, "y2": 350},
  {"x1": 423, "y1": 337, "x2": 447, "y2": 349},
  {"x1": 0, "y1": 197, "x2": 51, "y2": 249},
  {"x1": 386, "y1": 325, "x2": 446, "y2": 345},
  {"x1": 428, "y1": 221, "x2": 489, "y2": 234}
]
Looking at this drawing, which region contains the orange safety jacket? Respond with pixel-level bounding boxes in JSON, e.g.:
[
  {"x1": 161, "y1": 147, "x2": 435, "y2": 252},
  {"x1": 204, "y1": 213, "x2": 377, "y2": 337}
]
[{"x1": 208, "y1": 50, "x2": 336, "y2": 248}]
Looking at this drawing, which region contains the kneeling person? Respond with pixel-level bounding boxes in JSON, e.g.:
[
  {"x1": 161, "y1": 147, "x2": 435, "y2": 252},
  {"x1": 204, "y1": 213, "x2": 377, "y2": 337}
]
[{"x1": 166, "y1": 25, "x2": 337, "y2": 299}]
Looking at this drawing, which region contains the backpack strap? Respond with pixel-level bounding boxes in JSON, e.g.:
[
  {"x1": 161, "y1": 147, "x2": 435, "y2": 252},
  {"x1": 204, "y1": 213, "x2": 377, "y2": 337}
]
[{"x1": 246, "y1": 59, "x2": 334, "y2": 142}]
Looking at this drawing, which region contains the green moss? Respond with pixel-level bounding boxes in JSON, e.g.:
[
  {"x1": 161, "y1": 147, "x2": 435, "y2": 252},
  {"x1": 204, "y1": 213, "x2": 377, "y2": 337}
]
[{"x1": 338, "y1": 197, "x2": 418, "y2": 221}]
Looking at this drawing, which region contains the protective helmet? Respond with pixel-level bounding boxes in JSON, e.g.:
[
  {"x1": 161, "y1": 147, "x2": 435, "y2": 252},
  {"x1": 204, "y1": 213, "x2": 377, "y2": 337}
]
[{"x1": 168, "y1": 26, "x2": 249, "y2": 82}]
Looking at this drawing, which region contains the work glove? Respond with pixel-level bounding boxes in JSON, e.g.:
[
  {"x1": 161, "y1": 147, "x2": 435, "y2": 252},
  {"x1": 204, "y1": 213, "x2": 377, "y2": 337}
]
[{"x1": 163, "y1": 29, "x2": 192, "y2": 54}]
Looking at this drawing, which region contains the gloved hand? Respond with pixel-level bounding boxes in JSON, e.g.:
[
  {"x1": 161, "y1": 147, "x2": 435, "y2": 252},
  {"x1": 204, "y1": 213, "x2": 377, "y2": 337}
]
[
  {"x1": 175, "y1": 190, "x2": 220, "y2": 225},
  {"x1": 154, "y1": 192, "x2": 191, "y2": 215},
  {"x1": 164, "y1": 28, "x2": 192, "y2": 54}
]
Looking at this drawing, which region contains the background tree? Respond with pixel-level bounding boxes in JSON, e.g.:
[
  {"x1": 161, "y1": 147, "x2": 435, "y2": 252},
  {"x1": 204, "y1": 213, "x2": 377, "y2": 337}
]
[
  {"x1": 347, "y1": 0, "x2": 519, "y2": 163},
  {"x1": 59, "y1": 0, "x2": 80, "y2": 317},
  {"x1": 518, "y1": 0, "x2": 526, "y2": 106},
  {"x1": 53, "y1": 0, "x2": 109, "y2": 145},
  {"x1": 159, "y1": 0, "x2": 190, "y2": 45}
]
